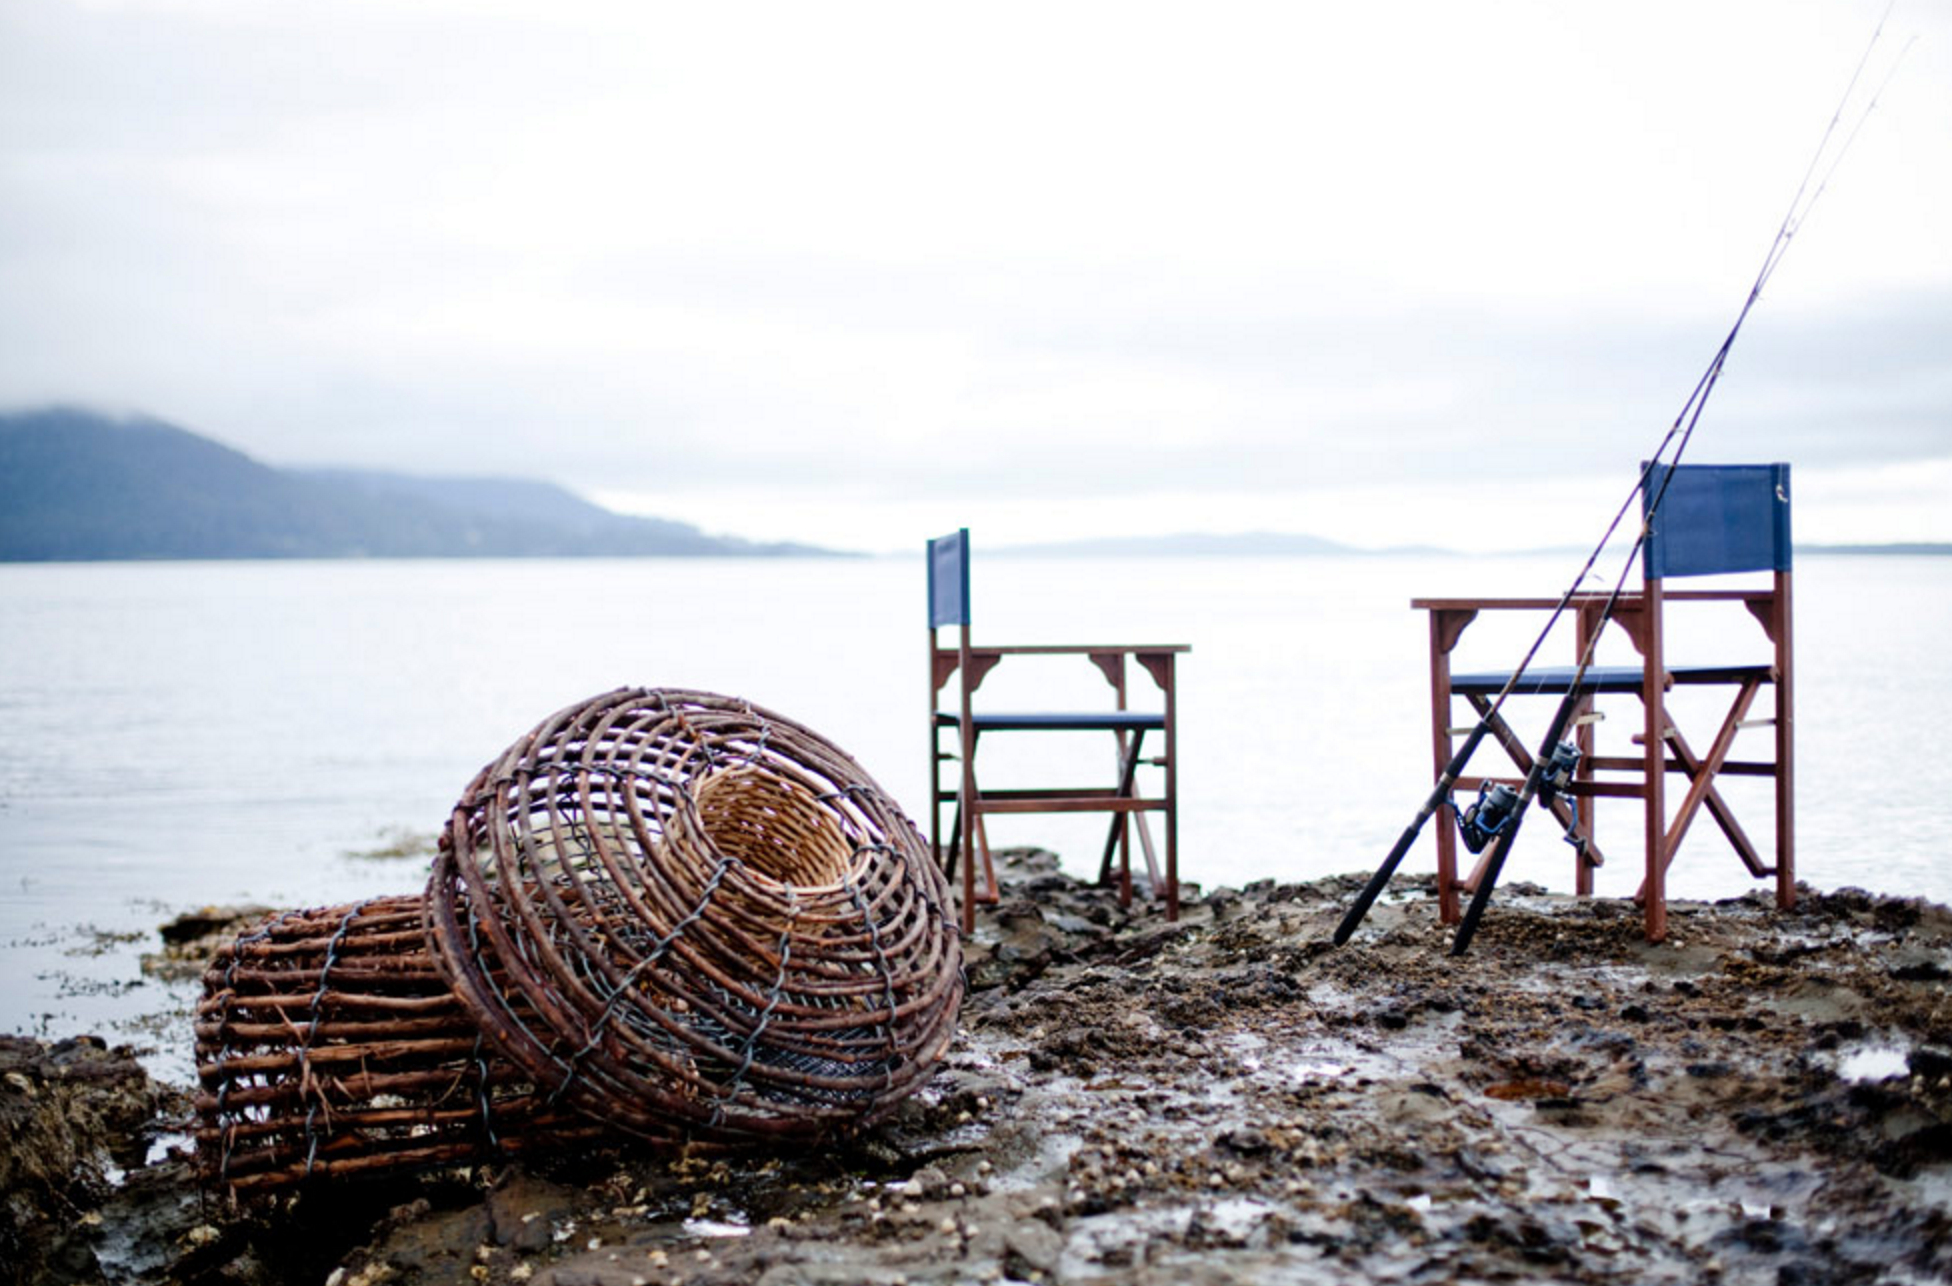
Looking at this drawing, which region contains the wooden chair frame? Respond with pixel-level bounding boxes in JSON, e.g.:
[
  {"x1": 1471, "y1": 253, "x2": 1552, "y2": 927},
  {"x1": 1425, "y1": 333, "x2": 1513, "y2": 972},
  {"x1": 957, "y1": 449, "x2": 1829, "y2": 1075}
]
[
  {"x1": 926, "y1": 530, "x2": 1187, "y2": 932},
  {"x1": 1413, "y1": 465, "x2": 1794, "y2": 942}
]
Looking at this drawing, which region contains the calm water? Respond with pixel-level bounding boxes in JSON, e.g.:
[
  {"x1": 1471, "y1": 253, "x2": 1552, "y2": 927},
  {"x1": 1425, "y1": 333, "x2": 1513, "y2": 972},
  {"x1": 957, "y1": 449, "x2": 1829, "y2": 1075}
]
[{"x1": 3, "y1": 553, "x2": 1949, "y2": 1057}]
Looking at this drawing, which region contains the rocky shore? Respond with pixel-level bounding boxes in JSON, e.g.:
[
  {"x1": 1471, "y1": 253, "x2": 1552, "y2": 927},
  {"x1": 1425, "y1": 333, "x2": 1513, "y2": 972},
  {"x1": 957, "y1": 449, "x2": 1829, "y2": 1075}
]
[{"x1": 6, "y1": 848, "x2": 1952, "y2": 1286}]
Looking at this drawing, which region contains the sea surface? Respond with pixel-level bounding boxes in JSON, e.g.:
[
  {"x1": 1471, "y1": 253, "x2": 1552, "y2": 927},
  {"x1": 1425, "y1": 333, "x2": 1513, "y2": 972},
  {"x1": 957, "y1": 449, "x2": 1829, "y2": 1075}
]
[{"x1": 3, "y1": 553, "x2": 1948, "y2": 1067}]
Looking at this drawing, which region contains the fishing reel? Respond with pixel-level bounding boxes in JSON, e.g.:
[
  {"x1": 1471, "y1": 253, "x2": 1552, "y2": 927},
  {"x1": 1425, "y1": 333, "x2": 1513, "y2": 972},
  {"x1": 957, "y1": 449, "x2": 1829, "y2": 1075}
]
[
  {"x1": 1538, "y1": 739, "x2": 1580, "y2": 804},
  {"x1": 1456, "y1": 782, "x2": 1521, "y2": 855},
  {"x1": 1455, "y1": 741, "x2": 1581, "y2": 855}
]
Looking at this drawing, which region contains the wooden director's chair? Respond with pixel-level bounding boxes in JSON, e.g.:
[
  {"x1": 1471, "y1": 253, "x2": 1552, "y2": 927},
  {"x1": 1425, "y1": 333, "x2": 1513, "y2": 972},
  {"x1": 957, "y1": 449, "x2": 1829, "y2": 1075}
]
[
  {"x1": 927, "y1": 529, "x2": 1188, "y2": 932},
  {"x1": 1414, "y1": 463, "x2": 1794, "y2": 942}
]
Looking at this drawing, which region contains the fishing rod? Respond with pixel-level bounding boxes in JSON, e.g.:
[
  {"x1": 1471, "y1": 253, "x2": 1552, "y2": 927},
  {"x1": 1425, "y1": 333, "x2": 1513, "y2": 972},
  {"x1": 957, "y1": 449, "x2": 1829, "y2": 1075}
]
[
  {"x1": 1448, "y1": 453, "x2": 1699, "y2": 955},
  {"x1": 1334, "y1": 13, "x2": 1907, "y2": 951}
]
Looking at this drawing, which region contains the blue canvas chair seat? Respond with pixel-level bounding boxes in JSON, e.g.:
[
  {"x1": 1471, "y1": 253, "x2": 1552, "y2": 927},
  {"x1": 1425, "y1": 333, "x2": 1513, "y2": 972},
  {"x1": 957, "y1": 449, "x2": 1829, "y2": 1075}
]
[
  {"x1": 927, "y1": 529, "x2": 1187, "y2": 932},
  {"x1": 1412, "y1": 464, "x2": 1795, "y2": 942},
  {"x1": 1449, "y1": 663, "x2": 1773, "y2": 695},
  {"x1": 934, "y1": 710, "x2": 1167, "y2": 732}
]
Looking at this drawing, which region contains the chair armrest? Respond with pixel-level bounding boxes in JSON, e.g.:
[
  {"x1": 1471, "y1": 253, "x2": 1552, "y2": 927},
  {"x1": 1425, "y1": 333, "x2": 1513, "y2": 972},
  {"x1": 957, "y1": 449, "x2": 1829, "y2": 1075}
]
[
  {"x1": 1411, "y1": 594, "x2": 1649, "y2": 658},
  {"x1": 959, "y1": 644, "x2": 1190, "y2": 655},
  {"x1": 1409, "y1": 594, "x2": 1639, "y2": 612},
  {"x1": 1413, "y1": 589, "x2": 1772, "y2": 611},
  {"x1": 931, "y1": 643, "x2": 1189, "y2": 696}
]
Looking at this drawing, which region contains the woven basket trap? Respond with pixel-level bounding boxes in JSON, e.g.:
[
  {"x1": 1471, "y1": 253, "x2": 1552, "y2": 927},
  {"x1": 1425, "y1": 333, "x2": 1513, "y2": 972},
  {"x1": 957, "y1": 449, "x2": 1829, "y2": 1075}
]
[
  {"x1": 193, "y1": 896, "x2": 599, "y2": 1194},
  {"x1": 426, "y1": 687, "x2": 964, "y2": 1146}
]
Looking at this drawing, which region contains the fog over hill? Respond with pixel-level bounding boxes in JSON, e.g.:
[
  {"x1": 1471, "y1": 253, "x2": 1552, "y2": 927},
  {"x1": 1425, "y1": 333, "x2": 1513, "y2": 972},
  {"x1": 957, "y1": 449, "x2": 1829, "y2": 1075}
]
[
  {"x1": 991, "y1": 532, "x2": 1449, "y2": 557},
  {"x1": 7, "y1": 410, "x2": 1944, "y2": 564},
  {"x1": 0, "y1": 409, "x2": 835, "y2": 561}
]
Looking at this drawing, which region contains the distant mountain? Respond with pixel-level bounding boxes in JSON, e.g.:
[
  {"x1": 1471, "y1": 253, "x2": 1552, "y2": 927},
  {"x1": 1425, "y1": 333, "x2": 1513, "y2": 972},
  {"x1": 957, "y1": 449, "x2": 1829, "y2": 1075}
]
[
  {"x1": 1800, "y1": 542, "x2": 1952, "y2": 557},
  {"x1": 994, "y1": 531, "x2": 1450, "y2": 557},
  {"x1": 0, "y1": 408, "x2": 834, "y2": 561},
  {"x1": 292, "y1": 468, "x2": 743, "y2": 556},
  {"x1": 994, "y1": 532, "x2": 1952, "y2": 561}
]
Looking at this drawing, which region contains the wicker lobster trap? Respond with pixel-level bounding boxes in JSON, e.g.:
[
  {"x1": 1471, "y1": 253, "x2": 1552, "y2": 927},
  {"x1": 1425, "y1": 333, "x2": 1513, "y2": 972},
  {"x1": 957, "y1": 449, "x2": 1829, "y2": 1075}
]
[
  {"x1": 426, "y1": 687, "x2": 964, "y2": 1146},
  {"x1": 192, "y1": 896, "x2": 601, "y2": 1193},
  {"x1": 194, "y1": 687, "x2": 963, "y2": 1193}
]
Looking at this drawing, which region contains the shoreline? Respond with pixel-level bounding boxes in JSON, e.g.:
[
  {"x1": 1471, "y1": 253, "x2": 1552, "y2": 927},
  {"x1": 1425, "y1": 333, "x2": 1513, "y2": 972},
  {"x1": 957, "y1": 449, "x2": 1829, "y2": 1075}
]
[{"x1": 5, "y1": 848, "x2": 1951, "y2": 1284}]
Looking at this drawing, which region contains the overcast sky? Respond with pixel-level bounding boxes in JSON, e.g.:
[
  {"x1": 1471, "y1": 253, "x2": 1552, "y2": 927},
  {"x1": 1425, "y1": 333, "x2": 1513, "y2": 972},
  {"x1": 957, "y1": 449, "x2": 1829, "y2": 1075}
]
[{"x1": 3, "y1": 0, "x2": 1948, "y2": 552}]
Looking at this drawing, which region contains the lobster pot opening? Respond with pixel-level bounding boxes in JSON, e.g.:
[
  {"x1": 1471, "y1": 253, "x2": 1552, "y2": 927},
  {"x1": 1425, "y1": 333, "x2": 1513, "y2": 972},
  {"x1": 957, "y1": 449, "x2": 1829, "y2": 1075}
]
[
  {"x1": 193, "y1": 896, "x2": 599, "y2": 1196},
  {"x1": 426, "y1": 687, "x2": 965, "y2": 1147}
]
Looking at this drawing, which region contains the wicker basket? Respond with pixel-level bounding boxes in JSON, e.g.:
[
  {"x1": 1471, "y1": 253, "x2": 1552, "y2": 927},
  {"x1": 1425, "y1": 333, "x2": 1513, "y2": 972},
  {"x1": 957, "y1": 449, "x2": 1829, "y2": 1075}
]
[
  {"x1": 425, "y1": 687, "x2": 964, "y2": 1146},
  {"x1": 194, "y1": 687, "x2": 964, "y2": 1193},
  {"x1": 193, "y1": 897, "x2": 600, "y2": 1194}
]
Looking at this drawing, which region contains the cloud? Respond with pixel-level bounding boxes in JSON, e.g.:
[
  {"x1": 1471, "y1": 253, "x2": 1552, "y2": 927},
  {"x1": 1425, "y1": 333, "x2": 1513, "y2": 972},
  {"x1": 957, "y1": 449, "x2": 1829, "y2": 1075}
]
[{"x1": 2, "y1": 0, "x2": 1948, "y2": 548}]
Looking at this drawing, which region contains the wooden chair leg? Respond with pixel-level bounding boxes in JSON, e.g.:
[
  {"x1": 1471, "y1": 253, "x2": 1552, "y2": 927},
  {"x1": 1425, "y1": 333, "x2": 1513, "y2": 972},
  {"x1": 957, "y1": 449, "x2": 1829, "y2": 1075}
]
[
  {"x1": 1165, "y1": 795, "x2": 1178, "y2": 922},
  {"x1": 1431, "y1": 673, "x2": 1460, "y2": 926},
  {"x1": 958, "y1": 818, "x2": 975, "y2": 933},
  {"x1": 1133, "y1": 812, "x2": 1161, "y2": 899},
  {"x1": 1098, "y1": 730, "x2": 1145, "y2": 885},
  {"x1": 1774, "y1": 571, "x2": 1796, "y2": 910},
  {"x1": 1098, "y1": 730, "x2": 1164, "y2": 906},
  {"x1": 973, "y1": 809, "x2": 1000, "y2": 904}
]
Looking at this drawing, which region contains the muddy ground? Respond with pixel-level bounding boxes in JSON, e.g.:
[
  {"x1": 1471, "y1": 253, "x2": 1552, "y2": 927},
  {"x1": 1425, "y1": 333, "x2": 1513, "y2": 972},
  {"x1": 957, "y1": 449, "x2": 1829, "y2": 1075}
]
[{"x1": 6, "y1": 848, "x2": 1952, "y2": 1286}]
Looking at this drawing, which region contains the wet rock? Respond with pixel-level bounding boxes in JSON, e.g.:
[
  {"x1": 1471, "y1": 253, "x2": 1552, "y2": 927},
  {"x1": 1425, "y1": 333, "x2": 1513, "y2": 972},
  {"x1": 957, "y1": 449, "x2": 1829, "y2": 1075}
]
[
  {"x1": 532, "y1": 1263, "x2": 647, "y2": 1286},
  {"x1": 0, "y1": 1034, "x2": 178, "y2": 1285},
  {"x1": 1908, "y1": 1044, "x2": 1952, "y2": 1080},
  {"x1": 18, "y1": 847, "x2": 1952, "y2": 1285},
  {"x1": 1213, "y1": 1127, "x2": 1269, "y2": 1157},
  {"x1": 1871, "y1": 1122, "x2": 1952, "y2": 1177},
  {"x1": 142, "y1": 905, "x2": 276, "y2": 982},
  {"x1": 488, "y1": 1174, "x2": 584, "y2": 1251},
  {"x1": 999, "y1": 1213, "x2": 1063, "y2": 1275},
  {"x1": 157, "y1": 905, "x2": 275, "y2": 946},
  {"x1": 357, "y1": 1202, "x2": 491, "y2": 1284}
]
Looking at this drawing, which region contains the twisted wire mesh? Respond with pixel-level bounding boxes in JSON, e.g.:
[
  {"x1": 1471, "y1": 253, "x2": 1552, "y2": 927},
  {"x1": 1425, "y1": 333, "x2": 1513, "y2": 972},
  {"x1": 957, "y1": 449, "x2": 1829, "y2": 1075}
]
[
  {"x1": 424, "y1": 687, "x2": 964, "y2": 1145},
  {"x1": 193, "y1": 896, "x2": 601, "y2": 1194}
]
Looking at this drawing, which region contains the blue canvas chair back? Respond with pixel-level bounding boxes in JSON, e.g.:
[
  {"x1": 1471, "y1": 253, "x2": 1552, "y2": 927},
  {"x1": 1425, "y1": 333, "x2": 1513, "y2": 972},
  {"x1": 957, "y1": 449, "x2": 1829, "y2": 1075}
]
[
  {"x1": 1643, "y1": 463, "x2": 1791, "y2": 580},
  {"x1": 928, "y1": 529, "x2": 971, "y2": 628}
]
